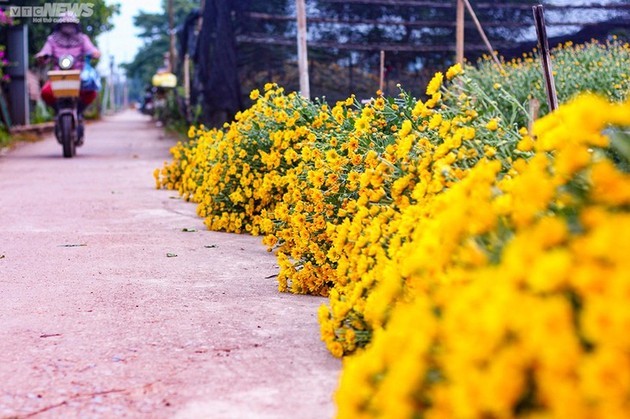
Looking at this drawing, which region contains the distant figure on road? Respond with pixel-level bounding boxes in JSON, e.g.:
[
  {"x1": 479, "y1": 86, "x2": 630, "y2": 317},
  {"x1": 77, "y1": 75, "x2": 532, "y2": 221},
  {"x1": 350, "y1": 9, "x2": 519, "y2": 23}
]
[{"x1": 35, "y1": 11, "x2": 101, "y2": 114}]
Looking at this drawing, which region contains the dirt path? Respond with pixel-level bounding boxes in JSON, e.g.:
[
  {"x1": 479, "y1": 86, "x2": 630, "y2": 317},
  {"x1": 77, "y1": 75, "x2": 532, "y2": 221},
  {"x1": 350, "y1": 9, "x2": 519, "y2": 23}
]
[{"x1": 0, "y1": 111, "x2": 340, "y2": 419}]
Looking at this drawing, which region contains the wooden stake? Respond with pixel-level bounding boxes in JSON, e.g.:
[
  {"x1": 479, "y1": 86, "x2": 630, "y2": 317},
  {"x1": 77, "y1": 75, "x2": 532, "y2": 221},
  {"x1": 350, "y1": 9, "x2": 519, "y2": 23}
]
[
  {"x1": 533, "y1": 5, "x2": 558, "y2": 111},
  {"x1": 528, "y1": 97, "x2": 540, "y2": 132},
  {"x1": 184, "y1": 54, "x2": 191, "y2": 121},
  {"x1": 379, "y1": 50, "x2": 385, "y2": 93},
  {"x1": 349, "y1": 53, "x2": 354, "y2": 92},
  {"x1": 296, "y1": 0, "x2": 310, "y2": 99},
  {"x1": 456, "y1": 0, "x2": 464, "y2": 65},
  {"x1": 461, "y1": 0, "x2": 503, "y2": 71}
]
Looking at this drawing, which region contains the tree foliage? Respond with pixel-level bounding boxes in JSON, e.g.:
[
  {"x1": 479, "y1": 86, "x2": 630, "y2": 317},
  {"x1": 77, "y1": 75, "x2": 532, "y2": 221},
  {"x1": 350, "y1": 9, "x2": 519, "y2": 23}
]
[{"x1": 122, "y1": 0, "x2": 198, "y2": 92}]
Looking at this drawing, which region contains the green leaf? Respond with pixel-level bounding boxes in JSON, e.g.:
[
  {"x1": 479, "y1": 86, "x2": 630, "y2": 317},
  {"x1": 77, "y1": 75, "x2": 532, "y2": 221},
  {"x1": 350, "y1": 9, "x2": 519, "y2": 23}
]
[{"x1": 609, "y1": 129, "x2": 630, "y2": 168}]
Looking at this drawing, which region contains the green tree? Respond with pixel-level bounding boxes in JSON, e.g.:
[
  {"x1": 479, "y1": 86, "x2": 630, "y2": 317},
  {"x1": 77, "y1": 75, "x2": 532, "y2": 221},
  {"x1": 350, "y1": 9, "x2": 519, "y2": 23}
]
[{"x1": 122, "y1": 0, "x2": 199, "y2": 93}]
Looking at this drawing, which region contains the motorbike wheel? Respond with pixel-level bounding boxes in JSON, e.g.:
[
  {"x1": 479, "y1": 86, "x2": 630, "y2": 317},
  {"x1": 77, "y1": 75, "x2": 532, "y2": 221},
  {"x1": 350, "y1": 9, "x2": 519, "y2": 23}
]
[{"x1": 60, "y1": 114, "x2": 76, "y2": 158}]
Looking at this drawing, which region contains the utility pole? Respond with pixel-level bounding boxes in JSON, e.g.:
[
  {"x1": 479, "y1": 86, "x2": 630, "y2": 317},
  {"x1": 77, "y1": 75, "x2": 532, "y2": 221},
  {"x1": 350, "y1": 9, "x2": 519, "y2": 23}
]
[
  {"x1": 123, "y1": 78, "x2": 129, "y2": 109},
  {"x1": 168, "y1": 0, "x2": 176, "y2": 73},
  {"x1": 109, "y1": 55, "x2": 115, "y2": 113},
  {"x1": 296, "y1": 0, "x2": 310, "y2": 99}
]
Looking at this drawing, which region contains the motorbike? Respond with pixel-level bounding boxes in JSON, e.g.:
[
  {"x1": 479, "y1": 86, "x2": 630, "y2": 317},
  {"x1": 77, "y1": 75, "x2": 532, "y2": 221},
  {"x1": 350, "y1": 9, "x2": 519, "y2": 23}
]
[{"x1": 44, "y1": 54, "x2": 84, "y2": 158}]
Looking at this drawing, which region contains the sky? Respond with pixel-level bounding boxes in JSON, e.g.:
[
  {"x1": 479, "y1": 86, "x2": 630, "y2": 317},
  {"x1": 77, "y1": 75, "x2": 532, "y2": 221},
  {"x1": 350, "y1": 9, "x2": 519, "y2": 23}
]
[{"x1": 96, "y1": 0, "x2": 162, "y2": 74}]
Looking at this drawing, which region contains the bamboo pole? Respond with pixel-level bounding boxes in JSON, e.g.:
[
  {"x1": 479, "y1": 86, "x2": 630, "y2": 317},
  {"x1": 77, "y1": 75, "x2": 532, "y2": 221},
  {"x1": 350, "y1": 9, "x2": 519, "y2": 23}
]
[
  {"x1": 238, "y1": 35, "x2": 514, "y2": 52},
  {"x1": 456, "y1": 0, "x2": 464, "y2": 64},
  {"x1": 246, "y1": 11, "x2": 616, "y2": 28},
  {"x1": 379, "y1": 50, "x2": 385, "y2": 92},
  {"x1": 461, "y1": 0, "x2": 503, "y2": 71},
  {"x1": 296, "y1": 0, "x2": 310, "y2": 99},
  {"x1": 321, "y1": 0, "x2": 630, "y2": 10},
  {"x1": 533, "y1": 5, "x2": 558, "y2": 111}
]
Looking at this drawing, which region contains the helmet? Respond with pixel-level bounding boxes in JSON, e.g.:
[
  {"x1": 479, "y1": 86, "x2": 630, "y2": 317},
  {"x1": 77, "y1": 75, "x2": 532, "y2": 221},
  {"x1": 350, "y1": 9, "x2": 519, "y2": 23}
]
[{"x1": 58, "y1": 11, "x2": 79, "y2": 24}]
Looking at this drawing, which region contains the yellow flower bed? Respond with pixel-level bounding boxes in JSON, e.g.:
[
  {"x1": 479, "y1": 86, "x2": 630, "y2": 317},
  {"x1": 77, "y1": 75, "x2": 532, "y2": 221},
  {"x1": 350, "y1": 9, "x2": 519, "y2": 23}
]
[
  {"x1": 156, "y1": 66, "x2": 524, "y2": 298},
  {"x1": 155, "y1": 45, "x2": 630, "y2": 417},
  {"x1": 317, "y1": 67, "x2": 533, "y2": 355},
  {"x1": 335, "y1": 95, "x2": 630, "y2": 418},
  {"x1": 155, "y1": 84, "x2": 318, "y2": 235},
  {"x1": 268, "y1": 67, "x2": 524, "y2": 296}
]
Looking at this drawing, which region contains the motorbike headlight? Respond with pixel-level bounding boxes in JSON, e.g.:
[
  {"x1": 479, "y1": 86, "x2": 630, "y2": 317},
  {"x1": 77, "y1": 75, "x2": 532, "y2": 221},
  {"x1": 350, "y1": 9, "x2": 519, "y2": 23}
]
[{"x1": 59, "y1": 55, "x2": 74, "y2": 70}]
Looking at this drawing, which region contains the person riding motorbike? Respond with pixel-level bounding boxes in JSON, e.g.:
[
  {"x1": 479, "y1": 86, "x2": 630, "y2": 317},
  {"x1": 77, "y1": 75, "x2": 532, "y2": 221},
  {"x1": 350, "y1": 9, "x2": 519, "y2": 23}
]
[{"x1": 35, "y1": 12, "x2": 101, "y2": 145}]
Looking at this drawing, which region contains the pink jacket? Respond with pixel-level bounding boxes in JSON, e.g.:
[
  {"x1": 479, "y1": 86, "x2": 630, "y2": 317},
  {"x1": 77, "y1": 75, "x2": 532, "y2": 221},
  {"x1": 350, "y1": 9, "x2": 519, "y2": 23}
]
[{"x1": 36, "y1": 32, "x2": 99, "y2": 70}]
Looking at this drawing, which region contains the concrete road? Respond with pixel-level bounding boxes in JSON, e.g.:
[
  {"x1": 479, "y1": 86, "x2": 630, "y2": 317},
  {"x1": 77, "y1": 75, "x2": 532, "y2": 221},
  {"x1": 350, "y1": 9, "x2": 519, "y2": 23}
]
[{"x1": 0, "y1": 111, "x2": 339, "y2": 419}]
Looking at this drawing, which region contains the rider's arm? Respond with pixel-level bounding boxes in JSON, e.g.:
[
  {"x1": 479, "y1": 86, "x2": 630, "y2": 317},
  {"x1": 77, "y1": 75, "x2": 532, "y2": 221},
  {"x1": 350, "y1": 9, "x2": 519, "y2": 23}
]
[
  {"x1": 81, "y1": 34, "x2": 101, "y2": 59},
  {"x1": 35, "y1": 36, "x2": 54, "y2": 62}
]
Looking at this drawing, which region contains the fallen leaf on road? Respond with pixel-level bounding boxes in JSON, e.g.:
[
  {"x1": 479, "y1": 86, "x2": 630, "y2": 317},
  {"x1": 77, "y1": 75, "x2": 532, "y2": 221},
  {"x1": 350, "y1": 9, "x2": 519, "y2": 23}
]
[
  {"x1": 58, "y1": 244, "x2": 87, "y2": 248},
  {"x1": 166, "y1": 253, "x2": 178, "y2": 258},
  {"x1": 0, "y1": 255, "x2": 5, "y2": 259},
  {"x1": 182, "y1": 228, "x2": 197, "y2": 232}
]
